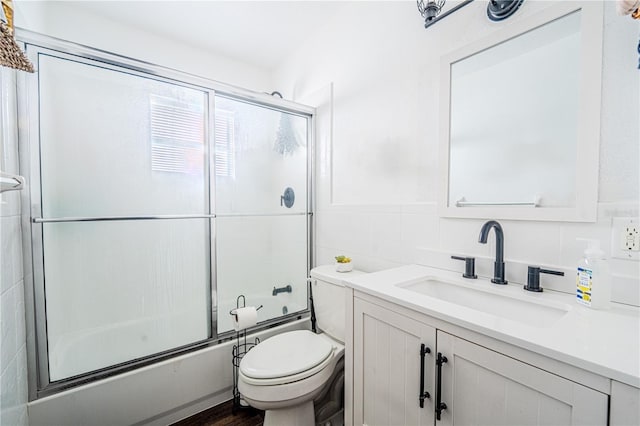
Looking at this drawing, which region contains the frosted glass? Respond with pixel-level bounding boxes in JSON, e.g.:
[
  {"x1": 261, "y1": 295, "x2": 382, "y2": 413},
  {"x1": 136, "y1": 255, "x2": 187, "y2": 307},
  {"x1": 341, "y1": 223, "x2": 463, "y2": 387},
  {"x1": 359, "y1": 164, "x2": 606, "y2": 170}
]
[
  {"x1": 38, "y1": 55, "x2": 209, "y2": 217},
  {"x1": 43, "y1": 220, "x2": 210, "y2": 381},
  {"x1": 216, "y1": 215, "x2": 308, "y2": 333},
  {"x1": 215, "y1": 97, "x2": 307, "y2": 214},
  {"x1": 34, "y1": 54, "x2": 311, "y2": 383}
]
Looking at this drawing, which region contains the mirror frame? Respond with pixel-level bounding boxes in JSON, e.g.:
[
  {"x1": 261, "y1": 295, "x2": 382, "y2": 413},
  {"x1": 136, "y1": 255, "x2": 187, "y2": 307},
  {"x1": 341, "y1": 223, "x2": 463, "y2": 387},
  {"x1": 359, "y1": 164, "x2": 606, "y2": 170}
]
[{"x1": 438, "y1": 2, "x2": 603, "y2": 222}]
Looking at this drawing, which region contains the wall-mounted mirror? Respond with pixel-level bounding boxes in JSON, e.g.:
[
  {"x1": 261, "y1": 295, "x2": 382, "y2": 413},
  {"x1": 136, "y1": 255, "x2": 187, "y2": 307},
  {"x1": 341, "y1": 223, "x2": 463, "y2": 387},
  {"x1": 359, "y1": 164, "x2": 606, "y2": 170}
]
[{"x1": 439, "y1": 2, "x2": 603, "y2": 222}]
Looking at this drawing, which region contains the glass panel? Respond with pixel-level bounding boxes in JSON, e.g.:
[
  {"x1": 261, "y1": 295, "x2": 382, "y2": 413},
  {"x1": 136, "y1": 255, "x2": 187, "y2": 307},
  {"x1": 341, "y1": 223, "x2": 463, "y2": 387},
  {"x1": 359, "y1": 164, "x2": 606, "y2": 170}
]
[
  {"x1": 38, "y1": 55, "x2": 209, "y2": 217},
  {"x1": 215, "y1": 97, "x2": 307, "y2": 214},
  {"x1": 448, "y1": 12, "x2": 580, "y2": 207},
  {"x1": 43, "y1": 219, "x2": 210, "y2": 381},
  {"x1": 216, "y1": 215, "x2": 307, "y2": 334}
]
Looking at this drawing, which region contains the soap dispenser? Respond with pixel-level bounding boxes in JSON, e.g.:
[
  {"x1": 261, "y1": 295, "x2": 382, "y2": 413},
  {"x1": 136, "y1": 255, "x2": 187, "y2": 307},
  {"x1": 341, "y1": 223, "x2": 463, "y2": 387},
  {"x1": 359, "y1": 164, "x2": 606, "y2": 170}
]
[{"x1": 576, "y1": 239, "x2": 612, "y2": 310}]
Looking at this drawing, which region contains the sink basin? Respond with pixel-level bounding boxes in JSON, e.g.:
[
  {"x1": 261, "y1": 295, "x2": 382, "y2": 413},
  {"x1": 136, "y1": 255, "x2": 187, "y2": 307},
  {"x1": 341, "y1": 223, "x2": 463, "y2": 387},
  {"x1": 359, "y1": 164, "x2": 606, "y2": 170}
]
[{"x1": 397, "y1": 278, "x2": 570, "y2": 328}]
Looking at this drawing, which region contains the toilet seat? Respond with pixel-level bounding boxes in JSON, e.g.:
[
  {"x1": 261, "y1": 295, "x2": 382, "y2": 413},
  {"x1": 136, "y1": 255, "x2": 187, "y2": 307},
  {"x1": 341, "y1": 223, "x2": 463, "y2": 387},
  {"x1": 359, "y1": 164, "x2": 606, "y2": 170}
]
[{"x1": 240, "y1": 330, "x2": 335, "y2": 386}]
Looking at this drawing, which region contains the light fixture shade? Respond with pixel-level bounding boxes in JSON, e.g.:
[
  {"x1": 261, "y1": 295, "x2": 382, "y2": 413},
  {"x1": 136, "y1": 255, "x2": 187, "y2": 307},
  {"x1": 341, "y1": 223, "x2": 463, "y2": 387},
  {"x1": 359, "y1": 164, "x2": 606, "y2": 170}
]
[{"x1": 417, "y1": 0, "x2": 446, "y2": 26}]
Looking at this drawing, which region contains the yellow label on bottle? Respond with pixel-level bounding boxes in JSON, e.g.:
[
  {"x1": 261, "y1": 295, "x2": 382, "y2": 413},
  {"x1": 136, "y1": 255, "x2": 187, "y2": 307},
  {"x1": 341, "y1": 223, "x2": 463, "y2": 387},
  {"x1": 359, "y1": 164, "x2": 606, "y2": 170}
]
[{"x1": 576, "y1": 267, "x2": 592, "y2": 306}]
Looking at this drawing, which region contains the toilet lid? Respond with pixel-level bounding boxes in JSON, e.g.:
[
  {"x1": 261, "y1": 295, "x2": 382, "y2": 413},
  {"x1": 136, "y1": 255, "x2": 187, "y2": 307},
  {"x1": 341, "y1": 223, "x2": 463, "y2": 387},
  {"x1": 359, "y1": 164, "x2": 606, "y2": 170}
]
[{"x1": 240, "y1": 330, "x2": 333, "y2": 380}]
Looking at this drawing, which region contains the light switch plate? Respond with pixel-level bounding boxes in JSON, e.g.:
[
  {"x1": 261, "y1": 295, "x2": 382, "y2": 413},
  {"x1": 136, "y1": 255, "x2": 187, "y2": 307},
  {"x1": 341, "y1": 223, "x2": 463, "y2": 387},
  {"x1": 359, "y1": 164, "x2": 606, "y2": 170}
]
[{"x1": 612, "y1": 217, "x2": 640, "y2": 261}]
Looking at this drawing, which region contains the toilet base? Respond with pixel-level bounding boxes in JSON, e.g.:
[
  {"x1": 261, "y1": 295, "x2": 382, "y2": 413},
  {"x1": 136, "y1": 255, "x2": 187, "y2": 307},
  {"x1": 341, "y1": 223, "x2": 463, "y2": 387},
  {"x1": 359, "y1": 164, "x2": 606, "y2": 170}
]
[{"x1": 263, "y1": 400, "x2": 314, "y2": 426}]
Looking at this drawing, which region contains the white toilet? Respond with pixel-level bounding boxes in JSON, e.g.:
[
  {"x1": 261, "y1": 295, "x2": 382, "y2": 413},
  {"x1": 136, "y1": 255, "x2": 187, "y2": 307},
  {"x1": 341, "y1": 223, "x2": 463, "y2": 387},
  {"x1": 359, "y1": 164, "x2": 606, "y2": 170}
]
[{"x1": 238, "y1": 265, "x2": 364, "y2": 426}]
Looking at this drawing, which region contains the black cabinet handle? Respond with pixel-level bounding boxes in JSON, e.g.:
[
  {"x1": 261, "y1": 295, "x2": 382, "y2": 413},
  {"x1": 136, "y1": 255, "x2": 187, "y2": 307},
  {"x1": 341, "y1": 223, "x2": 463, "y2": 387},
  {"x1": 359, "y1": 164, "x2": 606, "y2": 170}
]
[
  {"x1": 435, "y1": 352, "x2": 448, "y2": 420},
  {"x1": 419, "y1": 344, "x2": 431, "y2": 408}
]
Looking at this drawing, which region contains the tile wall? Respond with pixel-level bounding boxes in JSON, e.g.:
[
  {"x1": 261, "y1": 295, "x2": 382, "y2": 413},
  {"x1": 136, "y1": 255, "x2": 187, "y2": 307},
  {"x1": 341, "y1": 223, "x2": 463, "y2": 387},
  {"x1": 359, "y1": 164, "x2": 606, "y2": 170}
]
[{"x1": 0, "y1": 68, "x2": 28, "y2": 425}]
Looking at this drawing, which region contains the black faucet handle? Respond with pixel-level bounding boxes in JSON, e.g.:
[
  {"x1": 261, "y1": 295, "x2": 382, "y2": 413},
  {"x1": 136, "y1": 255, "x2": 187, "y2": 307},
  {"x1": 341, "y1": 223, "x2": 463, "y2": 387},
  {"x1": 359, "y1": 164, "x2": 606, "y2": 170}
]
[
  {"x1": 525, "y1": 266, "x2": 564, "y2": 292},
  {"x1": 451, "y1": 256, "x2": 478, "y2": 279}
]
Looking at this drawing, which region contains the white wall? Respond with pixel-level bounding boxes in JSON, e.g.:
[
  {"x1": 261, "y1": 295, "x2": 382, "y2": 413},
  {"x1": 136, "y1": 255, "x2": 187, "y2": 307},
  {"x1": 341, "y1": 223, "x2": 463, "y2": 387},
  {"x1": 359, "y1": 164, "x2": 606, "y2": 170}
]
[
  {"x1": 273, "y1": 1, "x2": 640, "y2": 303},
  {"x1": 13, "y1": 1, "x2": 272, "y2": 93},
  {"x1": 0, "y1": 69, "x2": 28, "y2": 425}
]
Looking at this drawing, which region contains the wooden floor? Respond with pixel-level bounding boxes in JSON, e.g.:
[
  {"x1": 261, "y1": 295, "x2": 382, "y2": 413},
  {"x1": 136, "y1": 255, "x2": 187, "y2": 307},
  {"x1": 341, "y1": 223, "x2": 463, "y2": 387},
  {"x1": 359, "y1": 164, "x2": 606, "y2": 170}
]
[{"x1": 171, "y1": 400, "x2": 264, "y2": 426}]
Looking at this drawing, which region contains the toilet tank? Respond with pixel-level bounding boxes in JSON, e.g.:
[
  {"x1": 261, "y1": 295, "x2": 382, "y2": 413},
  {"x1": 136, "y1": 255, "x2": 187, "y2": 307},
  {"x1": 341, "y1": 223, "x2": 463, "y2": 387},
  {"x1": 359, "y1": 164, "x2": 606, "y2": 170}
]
[{"x1": 310, "y1": 265, "x2": 365, "y2": 343}]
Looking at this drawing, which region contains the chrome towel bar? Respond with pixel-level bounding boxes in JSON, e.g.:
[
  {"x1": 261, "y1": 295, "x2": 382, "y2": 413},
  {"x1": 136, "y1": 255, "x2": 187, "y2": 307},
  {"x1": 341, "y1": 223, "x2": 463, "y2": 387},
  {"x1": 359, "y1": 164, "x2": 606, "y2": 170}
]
[
  {"x1": 455, "y1": 195, "x2": 540, "y2": 207},
  {"x1": 32, "y1": 214, "x2": 216, "y2": 223},
  {"x1": 32, "y1": 211, "x2": 310, "y2": 223}
]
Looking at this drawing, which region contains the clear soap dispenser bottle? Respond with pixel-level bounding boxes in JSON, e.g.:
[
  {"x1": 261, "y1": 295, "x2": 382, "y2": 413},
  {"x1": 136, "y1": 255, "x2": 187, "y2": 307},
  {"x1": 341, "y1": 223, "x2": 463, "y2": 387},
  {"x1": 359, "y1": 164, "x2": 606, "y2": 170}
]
[{"x1": 576, "y1": 238, "x2": 611, "y2": 309}]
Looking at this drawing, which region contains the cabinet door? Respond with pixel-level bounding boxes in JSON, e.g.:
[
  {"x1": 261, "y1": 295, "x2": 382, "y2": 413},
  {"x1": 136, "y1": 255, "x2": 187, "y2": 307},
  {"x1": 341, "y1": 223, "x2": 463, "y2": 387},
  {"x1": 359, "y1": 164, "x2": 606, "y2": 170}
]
[
  {"x1": 610, "y1": 381, "x2": 640, "y2": 426},
  {"x1": 353, "y1": 298, "x2": 436, "y2": 426},
  {"x1": 437, "y1": 331, "x2": 608, "y2": 426}
]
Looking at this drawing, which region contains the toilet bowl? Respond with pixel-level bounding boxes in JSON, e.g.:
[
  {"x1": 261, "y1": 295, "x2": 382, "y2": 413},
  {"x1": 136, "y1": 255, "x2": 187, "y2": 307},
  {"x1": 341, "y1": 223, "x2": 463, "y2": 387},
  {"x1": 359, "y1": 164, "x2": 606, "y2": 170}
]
[
  {"x1": 237, "y1": 265, "x2": 364, "y2": 426},
  {"x1": 238, "y1": 331, "x2": 344, "y2": 425}
]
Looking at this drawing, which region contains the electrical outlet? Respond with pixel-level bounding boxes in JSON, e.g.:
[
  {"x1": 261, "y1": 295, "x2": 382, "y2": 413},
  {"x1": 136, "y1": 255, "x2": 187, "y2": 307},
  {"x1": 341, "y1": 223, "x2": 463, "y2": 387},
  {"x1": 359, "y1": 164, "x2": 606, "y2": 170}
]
[
  {"x1": 612, "y1": 217, "x2": 640, "y2": 261},
  {"x1": 623, "y1": 225, "x2": 640, "y2": 251}
]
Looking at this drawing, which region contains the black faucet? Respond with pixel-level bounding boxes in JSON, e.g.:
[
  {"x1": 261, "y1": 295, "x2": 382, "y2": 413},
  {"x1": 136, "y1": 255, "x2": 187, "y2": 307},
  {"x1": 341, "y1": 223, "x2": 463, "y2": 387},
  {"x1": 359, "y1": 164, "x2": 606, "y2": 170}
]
[{"x1": 478, "y1": 220, "x2": 508, "y2": 285}]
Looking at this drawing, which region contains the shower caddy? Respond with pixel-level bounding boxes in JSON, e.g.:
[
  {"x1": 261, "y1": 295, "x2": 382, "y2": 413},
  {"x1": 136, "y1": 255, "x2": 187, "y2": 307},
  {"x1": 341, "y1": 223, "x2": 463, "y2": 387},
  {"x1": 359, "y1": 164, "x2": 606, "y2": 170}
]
[{"x1": 230, "y1": 295, "x2": 262, "y2": 413}]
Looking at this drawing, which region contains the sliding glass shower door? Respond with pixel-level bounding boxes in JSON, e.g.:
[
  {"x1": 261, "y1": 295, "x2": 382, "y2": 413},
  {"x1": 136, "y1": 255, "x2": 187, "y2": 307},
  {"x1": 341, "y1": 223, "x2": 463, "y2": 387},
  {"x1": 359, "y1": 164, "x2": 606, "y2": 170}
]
[
  {"x1": 35, "y1": 54, "x2": 213, "y2": 381},
  {"x1": 214, "y1": 97, "x2": 309, "y2": 333},
  {"x1": 26, "y1": 44, "x2": 312, "y2": 390}
]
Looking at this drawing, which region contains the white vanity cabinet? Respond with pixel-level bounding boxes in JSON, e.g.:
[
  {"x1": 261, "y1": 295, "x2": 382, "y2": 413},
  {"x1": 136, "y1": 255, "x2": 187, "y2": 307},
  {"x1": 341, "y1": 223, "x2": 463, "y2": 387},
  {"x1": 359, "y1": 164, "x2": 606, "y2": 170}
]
[
  {"x1": 352, "y1": 298, "x2": 436, "y2": 426},
  {"x1": 349, "y1": 292, "x2": 610, "y2": 426},
  {"x1": 437, "y1": 331, "x2": 607, "y2": 426}
]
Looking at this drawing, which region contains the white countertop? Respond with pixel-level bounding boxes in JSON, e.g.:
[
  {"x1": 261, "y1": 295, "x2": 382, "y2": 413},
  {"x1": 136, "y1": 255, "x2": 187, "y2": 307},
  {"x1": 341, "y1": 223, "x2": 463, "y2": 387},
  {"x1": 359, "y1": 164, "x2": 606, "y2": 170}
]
[{"x1": 343, "y1": 264, "x2": 640, "y2": 388}]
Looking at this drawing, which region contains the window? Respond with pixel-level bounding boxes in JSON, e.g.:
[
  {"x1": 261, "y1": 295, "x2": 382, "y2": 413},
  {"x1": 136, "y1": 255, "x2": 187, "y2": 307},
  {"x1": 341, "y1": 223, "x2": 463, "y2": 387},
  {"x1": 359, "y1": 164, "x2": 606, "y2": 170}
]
[
  {"x1": 150, "y1": 95, "x2": 205, "y2": 174},
  {"x1": 214, "y1": 109, "x2": 235, "y2": 178}
]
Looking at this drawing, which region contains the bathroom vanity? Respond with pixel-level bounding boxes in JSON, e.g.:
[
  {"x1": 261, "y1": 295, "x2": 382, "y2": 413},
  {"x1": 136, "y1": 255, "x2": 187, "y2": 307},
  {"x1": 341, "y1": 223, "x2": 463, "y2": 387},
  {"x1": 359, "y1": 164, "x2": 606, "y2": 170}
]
[{"x1": 342, "y1": 265, "x2": 640, "y2": 426}]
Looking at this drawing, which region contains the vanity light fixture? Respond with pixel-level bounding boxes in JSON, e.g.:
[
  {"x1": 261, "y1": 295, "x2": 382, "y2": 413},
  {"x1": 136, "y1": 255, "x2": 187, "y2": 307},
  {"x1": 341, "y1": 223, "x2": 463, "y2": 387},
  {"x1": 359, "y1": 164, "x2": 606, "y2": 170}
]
[
  {"x1": 487, "y1": 0, "x2": 525, "y2": 22},
  {"x1": 417, "y1": 0, "x2": 445, "y2": 25},
  {"x1": 417, "y1": 0, "x2": 473, "y2": 29},
  {"x1": 418, "y1": 0, "x2": 524, "y2": 29}
]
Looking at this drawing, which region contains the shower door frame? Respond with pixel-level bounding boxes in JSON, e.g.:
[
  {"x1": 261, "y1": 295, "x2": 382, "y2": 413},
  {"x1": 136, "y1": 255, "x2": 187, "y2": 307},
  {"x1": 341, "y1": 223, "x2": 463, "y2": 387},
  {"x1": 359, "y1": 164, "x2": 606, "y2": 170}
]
[{"x1": 17, "y1": 30, "x2": 315, "y2": 400}]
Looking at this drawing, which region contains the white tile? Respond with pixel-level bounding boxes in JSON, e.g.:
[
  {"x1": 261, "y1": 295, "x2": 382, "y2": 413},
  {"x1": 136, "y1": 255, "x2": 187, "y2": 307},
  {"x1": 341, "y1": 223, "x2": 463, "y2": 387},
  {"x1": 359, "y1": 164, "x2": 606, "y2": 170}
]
[
  {"x1": 1, "y1": 69, "x2": 19, "y2": 176},
  {"x1": 314, "y1": 246, "x2": 336, "y2": 269},
  {"x1": 0, "y1": 404, "x2": 24, "y2": 426},
  {"x1": 14, "y1": 281, "x2": 26, "y2": 348},
  {"x1": 18, "y1": 405, "x2": 28, "y2": 426},
  {"x1": 0, "y1": 216, "x2": 23, "y2": 294},
  {"x1": 559, "y1": 219, "x2": 612, "y2": 267},
  {"x1": 0, "y1": 190, "x2": 21, "y2": 218},
  {"x1": 501, "y1": 221, "x2": 562, "y2": 266},
  {"x1": 1, "y1": 286, "x2": 17, "y2": 373},
  {"x1": 317, "y1": 210, "x2": 372, "y2": 255},
  {"x1": 438, "y1": 218, "x2": 493, "y2": 258},
  {"x1": 400, "y1": 212, "x2": 439, "y2": 252},
  {"x1": 19, "y1": 217, "x2": 31, "y2": 278},
  {"x1": 611, "y1": 274, "x2": 640, "y2": 307},
  {"x1": 313, "y1": 210, "x2": 337, "y2": 249},
  {"x1": 353, "y1": 254, "x2": 403, "y2": 273},
  {"x1": 22, "y1": 274, "x2": 34, "y2": 338},
  {"x1": 400, "y1": 203, "x2": 437, "y2": 215},
  {"x1": 0, "y1": 350, "x2": 18, "y2": 412},
  {"x1": 16, "y1": 346, "x2": 28, "y2": 407},
  {"x1": 370, "y1": 213, "x2": 403, "y2": 261}
]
